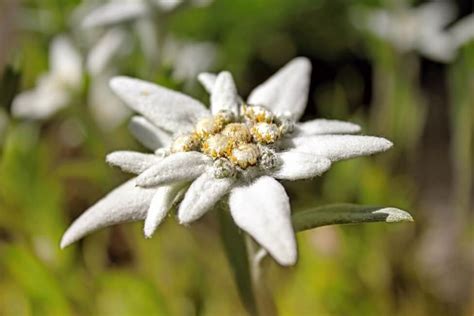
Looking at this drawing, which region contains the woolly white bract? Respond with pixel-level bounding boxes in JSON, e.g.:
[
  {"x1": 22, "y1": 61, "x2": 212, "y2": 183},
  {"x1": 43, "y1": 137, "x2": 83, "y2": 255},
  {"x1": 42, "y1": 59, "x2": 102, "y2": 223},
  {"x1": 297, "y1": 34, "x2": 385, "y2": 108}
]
[{"x1": 61, "y1": 57, "x2": 394, "y2": 266}]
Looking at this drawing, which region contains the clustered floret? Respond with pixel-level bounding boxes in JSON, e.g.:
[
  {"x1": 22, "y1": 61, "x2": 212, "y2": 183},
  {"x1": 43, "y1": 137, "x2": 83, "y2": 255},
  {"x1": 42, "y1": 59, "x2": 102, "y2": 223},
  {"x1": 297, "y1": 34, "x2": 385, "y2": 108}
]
[{"x1": 169, "y1": 104, "x2": 293, "y2": 176}]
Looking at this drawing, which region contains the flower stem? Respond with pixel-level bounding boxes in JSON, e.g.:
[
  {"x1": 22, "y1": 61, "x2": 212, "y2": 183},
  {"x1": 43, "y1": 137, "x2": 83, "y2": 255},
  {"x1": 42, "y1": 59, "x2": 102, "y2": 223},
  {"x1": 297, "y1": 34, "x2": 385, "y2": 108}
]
[
  {"x1": 245, "y1": 236, "x2": 278, "y2": 316},
  {"x1": 217, "y1": 205, "x2": 278, "y2": 315}
]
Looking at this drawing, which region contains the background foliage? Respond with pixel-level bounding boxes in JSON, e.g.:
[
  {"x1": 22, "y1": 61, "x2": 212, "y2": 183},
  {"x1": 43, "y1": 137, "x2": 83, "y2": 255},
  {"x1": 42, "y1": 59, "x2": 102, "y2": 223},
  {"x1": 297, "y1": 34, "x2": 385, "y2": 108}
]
[{"x1": 0, "y1": 0, "x2": 472, "y2": 315}]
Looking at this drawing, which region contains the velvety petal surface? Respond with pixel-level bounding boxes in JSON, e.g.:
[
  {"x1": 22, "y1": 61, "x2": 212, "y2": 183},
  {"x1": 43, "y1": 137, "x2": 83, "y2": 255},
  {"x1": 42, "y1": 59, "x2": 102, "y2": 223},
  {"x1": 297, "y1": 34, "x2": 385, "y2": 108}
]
[
  {"x1": 106, "y1": 151, "x2": 162, "y2": 174},
  {"x1": 110, "y1": 76, "x2": 210, "y2": 133},
  {"x1": 286, "y1": 135, "x2": 393, "y2": 161},
  {"x1": 296, "y1": 119, "x2": 361, "y2": 136},
  {"x1": 60, "y1": 179, "x2": 155, "y2": 248},
  {"x1": 178, "y1": 172, "x2": 235, "y2": 224},
  {"x1": 210, "y1": 71, "x2": 240, "y2": 115},
  {"x1": 271, "y1": 151, "x2": 331, "y2": 180},
  {"x1": 247, "y1": 57, "x2": 311, "y2": 120},
  {"x1": 229, "y1": 176, "x2": 297, "y2": 266},
  {"x1": 135, "y1": 152, "x2": 212, "y2": 187},
  {"x1": 143, "y1": 184, "x2": 182, "y2": 238}
]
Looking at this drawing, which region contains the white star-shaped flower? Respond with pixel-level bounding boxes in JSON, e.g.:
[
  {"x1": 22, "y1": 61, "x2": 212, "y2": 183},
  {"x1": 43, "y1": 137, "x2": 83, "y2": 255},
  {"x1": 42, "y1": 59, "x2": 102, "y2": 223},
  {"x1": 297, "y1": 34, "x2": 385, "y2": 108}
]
[
  {"x1": 12, "y1": 35, "x2": 83, "y2": 120},
  {"x1": 61, "y1": 57, "x2": 393, "y2": 266}
]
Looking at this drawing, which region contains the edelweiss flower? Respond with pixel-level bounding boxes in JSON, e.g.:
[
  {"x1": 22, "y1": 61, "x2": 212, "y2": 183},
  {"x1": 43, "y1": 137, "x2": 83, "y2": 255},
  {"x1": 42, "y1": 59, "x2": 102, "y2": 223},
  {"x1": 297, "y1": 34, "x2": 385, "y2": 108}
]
[
  {"x1": 12, "y1": 35, "x2": 83, "y2": 119},
  {"x1": 353, "y1": 1, "x2": 474, "y2": 63},
  {"x1": 61, "y1": 57, "x2": 393, "y2": 265},
  {"x1": 86, "y1": 28, "x2": 132, "y2": 130}
]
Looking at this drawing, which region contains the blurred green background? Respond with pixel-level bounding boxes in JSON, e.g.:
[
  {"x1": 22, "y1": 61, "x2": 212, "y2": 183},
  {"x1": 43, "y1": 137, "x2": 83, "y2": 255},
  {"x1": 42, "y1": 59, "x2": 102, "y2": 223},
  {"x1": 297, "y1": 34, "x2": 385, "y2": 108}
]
[{"x1": 0, "y1": 0, "x2": 472, "y2": 315}]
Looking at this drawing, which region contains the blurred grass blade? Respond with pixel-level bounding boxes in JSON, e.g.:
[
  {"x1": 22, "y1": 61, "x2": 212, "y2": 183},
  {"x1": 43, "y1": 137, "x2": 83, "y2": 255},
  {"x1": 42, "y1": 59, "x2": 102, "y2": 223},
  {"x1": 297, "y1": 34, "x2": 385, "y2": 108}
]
[
  {"x1": 293, "y1": 203, "x2": 413, "y2": 232},
  {"x1": 97, "y1": 271, "x2": 168, "y2": 315},
  {"x1": 217, "y1": 206, "x2": 257, "y2": 316},
  {"x1": 0, "y1": 245, "x2": 71, "y2": 315}
]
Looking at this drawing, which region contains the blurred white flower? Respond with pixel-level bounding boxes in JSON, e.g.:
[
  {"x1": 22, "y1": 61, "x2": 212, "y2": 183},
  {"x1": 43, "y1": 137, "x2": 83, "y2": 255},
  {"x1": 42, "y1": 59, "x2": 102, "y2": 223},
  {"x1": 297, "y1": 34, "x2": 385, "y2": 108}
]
[
  {"x1": 12, "y1": 35, "x2": 83, "y2": 119},
  {"x1": 80, "y1": 0, "x2": 215, "y2": 68},
  {"x1": 86, "y1": 28, "x2": 131, "y2": 130},
  {"x1": 163, "y1": 38, "x2": 217, "y2": 86},
  {"x1": 81, "y1": 0, "x2": 213, "y2": 28},
  {"x1": 354, "y1": 1, "x2": 474, "y2": 63},
  {"x1": 61, "y1": 57, "x2": 394, "y2": 266}
]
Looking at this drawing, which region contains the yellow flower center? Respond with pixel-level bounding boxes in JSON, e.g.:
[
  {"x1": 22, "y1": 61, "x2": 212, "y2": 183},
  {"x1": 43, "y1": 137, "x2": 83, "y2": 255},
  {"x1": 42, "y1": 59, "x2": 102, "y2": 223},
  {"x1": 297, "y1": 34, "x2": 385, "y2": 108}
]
[{"x1": 169, "y1": 105, "x2": 291, "y2": 171}]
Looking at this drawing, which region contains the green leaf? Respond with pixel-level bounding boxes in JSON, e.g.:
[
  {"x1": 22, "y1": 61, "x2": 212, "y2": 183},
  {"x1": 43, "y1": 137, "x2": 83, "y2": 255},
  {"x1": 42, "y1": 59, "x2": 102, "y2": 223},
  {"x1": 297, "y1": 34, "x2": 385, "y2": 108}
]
[
  {"x1": 217, "y1": 205, "x2": 257, "y2": 316},
  {"x1": 292, "y1": 203, "x2": 414, "y2": 232},
  {"x1": 96, "y1": 271, "x2": 168, "y2": 316}
]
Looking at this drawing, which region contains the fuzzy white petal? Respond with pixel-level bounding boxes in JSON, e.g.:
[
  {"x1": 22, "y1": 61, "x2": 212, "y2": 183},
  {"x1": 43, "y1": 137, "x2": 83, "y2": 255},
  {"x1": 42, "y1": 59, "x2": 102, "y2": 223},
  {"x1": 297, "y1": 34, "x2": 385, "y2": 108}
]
[
  {"x1": 106, "y1": 151, "x2": 162, "y2": 174},
  {"x1": 135, "y1": 152, "x2": 212, "y2": 187},
  {"x1": 296, "y1": 119, "x2": 361, "y2": 136},
  {"x1": 60, "y1": 179, "x2": 155, "y2": 248},
  {"x1": 143, "y1": 184, "x2": 181, "y2": 237},
  {"x1": 247, "y1": 57, "x2": 311, "y2": 120},
  {"x1": 271, "y1": 151, "x2": 331, "y2": 180},
  {"x1": 129, "y1": 116, "x2": 172, "y2": 150},
  {"x1": 198, "y1": 72, "x2": 217, "y2": 93},
  {"x1": 229, "y1": 176, "x2": 297, "y2": 266},
  {"x1": 82, "y1": 1, "x2": 148, "y2": 28},
  {"x1": 49, "y1": 36, "x2": 83, "y2": 88},
  {"x1": 178, "y1": 172, "x2": 235, "y2": 224},
  {"x1": 110, "y1": 76, "x2": 210, "y2": 133},
  {"x1": 210, "y1": 71, "x2": 239, "y2": 115},
  {"x1": 287, "y1": 135, "x2": 393, "y2": 161},
  {"x1": 87, "y1": 28, "x2": 127, "y2": 76}
]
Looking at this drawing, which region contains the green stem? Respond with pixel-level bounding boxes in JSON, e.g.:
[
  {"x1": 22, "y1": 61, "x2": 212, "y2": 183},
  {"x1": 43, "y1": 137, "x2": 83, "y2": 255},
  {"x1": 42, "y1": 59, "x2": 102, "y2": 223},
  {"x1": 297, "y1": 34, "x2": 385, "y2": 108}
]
[
  {"x1": 217, "y1": 206, "x2": 257, "y2": 316},
  {"x1": 245, "y1": 236, "x2": 278, "y2": 316}
]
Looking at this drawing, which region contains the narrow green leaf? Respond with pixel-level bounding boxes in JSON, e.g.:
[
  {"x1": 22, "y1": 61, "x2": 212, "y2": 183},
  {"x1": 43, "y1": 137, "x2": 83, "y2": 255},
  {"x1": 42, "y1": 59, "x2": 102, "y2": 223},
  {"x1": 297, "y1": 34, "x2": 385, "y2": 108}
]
[
  {"x1": 292, "y1": 203, "x2": 414, "y2": 232},
  {"x1": 217, "y1": 205, "x2": 257, "y2": 316}
]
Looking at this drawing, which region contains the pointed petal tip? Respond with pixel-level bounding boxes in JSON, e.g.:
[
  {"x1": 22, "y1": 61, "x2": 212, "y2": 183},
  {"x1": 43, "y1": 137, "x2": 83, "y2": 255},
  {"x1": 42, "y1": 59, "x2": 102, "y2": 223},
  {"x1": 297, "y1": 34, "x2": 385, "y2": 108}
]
[
  {"x1": 374, "y1": 208, "x2": 414, "y2": 223},
  {"x1": 109, "y1": 76, "x2": 130, "y2": 91},
  {"x1": 177, "y1": 212, "x2": 195, "y2": 225},
  {"x1": 59, "y1": 231, "x2": 74, "y2": 249},
  {"x1": 274, "y1": 250, "x2": 298, "y2": 266},
  {"x1": 143, "y1": 213, "x2": 161, "y2": 238},
  {"x1": 197, "y1": 72, "x2": 214, "y2": 80},
  {"x1": 292, "y1": 56, "x2": 311, "y2": 67},
  {"x1": 349, "y1": 122, "x2": 362, "y2": 133},
  {"x1": 143, "y1": 226, "x2": 154, "y2": 239},
  {"x1": 381, "y1": 138, "x2": 394, "y2": 151}
]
